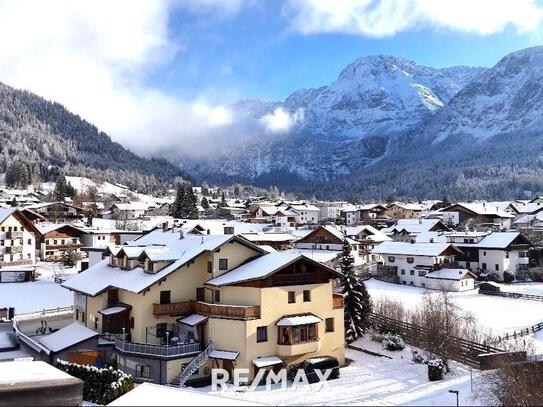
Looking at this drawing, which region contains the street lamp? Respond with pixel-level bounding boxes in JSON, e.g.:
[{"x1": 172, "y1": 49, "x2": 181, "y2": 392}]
[{"x1": 449, "y1": 390, "x2": 459, "y2": 407}]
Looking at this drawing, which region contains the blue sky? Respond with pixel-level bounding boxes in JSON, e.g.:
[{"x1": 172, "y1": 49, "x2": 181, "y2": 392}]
[
  {"x1": 153, "y1": 1, "x2": 543, "y2": 103},
  {"x1": 0, "y1": 0, "x2": 542, "y2": 155}
]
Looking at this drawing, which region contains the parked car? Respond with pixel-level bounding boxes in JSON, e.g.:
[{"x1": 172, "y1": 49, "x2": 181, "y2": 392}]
[{"x1": 301, "y1": 356, "x2": 340, "y2": 383}]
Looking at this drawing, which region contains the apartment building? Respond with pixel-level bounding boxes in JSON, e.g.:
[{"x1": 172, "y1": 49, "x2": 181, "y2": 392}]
[
  {"x1": 36, "y1": 224, "x2": 83, "y2": 261},
  {"x1": 0, "y1": 208, "x2": 38, "y2": 270},
  {"x1": 62, "y1": 228, "x2": 344, "y2": 385}
]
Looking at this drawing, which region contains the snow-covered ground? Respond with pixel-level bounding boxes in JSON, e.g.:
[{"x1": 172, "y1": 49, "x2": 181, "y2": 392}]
[
  {"x1": 498, "y1": 282, "x2": 543, "y2": 296},
  {"x1": 366, "y1": 279, "x2": 543, "y2": 335},
  {"x1": 0, "y1": 262, "x2": 76, "y2": 314},
  {"x1": 192, "y1": 336, "x2": 489, "y2": 406}
]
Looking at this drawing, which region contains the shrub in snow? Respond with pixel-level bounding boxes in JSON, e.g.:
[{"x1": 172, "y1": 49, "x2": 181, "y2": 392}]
[
  {"x1": 382, "y1": 333, "x2": 405, "y2": 351},
  {"x1": 370, "y1": 332, "x2": 385, "y2": 343},
  {"x1": 503, "y1": 271, "x2": 515, "y2": 283},
  {"x1": 56, "y1": 359, "x2": 133, "y2": 404},
  {"x1": 411, "y1": 350, "x2": 426, "y2": 364},
  {"x1": 427, "y1": 358, "x2": 445, "y2": 381}
]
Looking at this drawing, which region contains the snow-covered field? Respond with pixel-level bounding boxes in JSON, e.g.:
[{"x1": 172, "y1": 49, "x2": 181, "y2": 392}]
[
  {"x1": 499, "y1": 282, "x2": 543, "y2": 296},
  {"x1": 193, "y1": 336, "x2": 489, "y2": 406},
  {"x1": 366, "y1": 279, "x2": 543, "y2": 335},
  {"x1": 0, "y1": 263, "x2": 76, "y2": 314}
]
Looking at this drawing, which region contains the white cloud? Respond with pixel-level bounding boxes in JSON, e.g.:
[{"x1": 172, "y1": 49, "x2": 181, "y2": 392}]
[
  {"x1": 260, "y1": 108, "x2": 304, "y2": 134},
  {"x1": 284, "y1": 0, "x2": 543, "y2": 37},
  {"x1": 0, "y1": 0, "x2": 242, "y2": 159}
]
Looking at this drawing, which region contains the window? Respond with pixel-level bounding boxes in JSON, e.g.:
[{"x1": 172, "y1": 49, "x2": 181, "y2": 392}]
[
  {"x1": 482, "y1": 263, "x2": 487, "y2": 270},
  {"x1": 388, "y1": 256, "x2": 395, "y2": 263},
  {"x1": 410, "y1": 282, "x2": 414, "y2": 285},
  {"x1": 421, "y1": 283, "x2": 426, "y2": 288},
  {"x1": 288, "y1": 291, "x2": 296, "y2": 304},
  {"x1": 418, "y1": 270, "x2": 426, "y2": 277},
  {"x1": 495, "y1": 264, "x2": 499, "y2": 271},
  {"x1": 325, "y1": 318, "x2": 334, "y2": 333},
  {"x1": 483, "y1": 251, "x2": 487, "y2": 256},
  {"x1": 218, "y1": 258, "x2": 228, "y2": 271},
  {"x1": 196, "y1": 287, "x2": 205, "y2": 301},
  {"x1": 107, "y1": 288, "x2": 118, "y2": 307},
  {"x1": 401, "y1": 269, "x2": 405, "y2": 275},
  {"x1": 207, "y1": 261, "x2": 213, "y2": 273},
  {"x1": 407, "y1": 257, "x2": 414, "y2": 264},
  {"x1": 214, "y1": 290, "x2": 220, "y2": 303},
  {"x1": 137, "y1": 364, "x2": 151, "y2": 379},
  {"x1": 256, "y1": 326, "x2": 268, "y2": 343},
  {"x1": 27, "y1": 239, "x2": 31, "y2": 245},
  {"x1": 410, "y1": 270, "x2": 415, "y2": 276},
  {"x1": 75, "y1": 309, "x2": 79, "y2": 320},
  {"x1": 160, "y1": 290, "x2": 171, "y2": 305},
  {"x1": 278, "y1": 323, "x2": 318, "y2": 345},
  {"x1": 303, "y1": 290, "x2": 311, "y2": 302},
  {"x1": 505, "y1": 252, "x2": 509, "y2": 259}
]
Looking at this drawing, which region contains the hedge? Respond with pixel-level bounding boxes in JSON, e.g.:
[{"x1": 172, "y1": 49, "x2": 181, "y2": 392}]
[{"x1": 56, "y1": 359, "x2": 133, "y2": 404}]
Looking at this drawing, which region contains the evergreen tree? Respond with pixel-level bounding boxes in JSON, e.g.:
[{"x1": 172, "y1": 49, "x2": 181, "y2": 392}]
[
  {"x1": 184, "y1": 186, "x2": 198, "y2": 218},
  {"x1": 54, "y1": 175, "x2": 70, "y2": 201},
  {"x1": 339, "y1": 236, "x2": 372, "y2": 344},
  {"x1": 201, "y1": 196, "x2": 210, "y2": 210},
  {"x1": 219, "y1": 192, "x2": 227, "y2": 208},
  {"x1": 172, "y1": 184, "x2": 186, "y2": 218}
]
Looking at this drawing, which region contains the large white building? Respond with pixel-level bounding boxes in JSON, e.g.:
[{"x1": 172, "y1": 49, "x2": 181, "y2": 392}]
[{"x1": 372, "y1": 241, "x2": 475, "y2": 291}]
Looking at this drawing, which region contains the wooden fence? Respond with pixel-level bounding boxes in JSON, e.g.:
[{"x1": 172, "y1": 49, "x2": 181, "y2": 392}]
[
  {"x1": 479, "y1": 289, "x2": 543, "y2": 302},
  {"x1": 497, "y1": 321, "x2": 543, "y2": 343},
  {"x1": 369, "y1": 313, "x2": 504, "y2": 369}
]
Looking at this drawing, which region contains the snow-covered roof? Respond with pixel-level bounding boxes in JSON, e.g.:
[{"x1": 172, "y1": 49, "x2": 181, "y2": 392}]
[
  {"x1": 252, "y1": 356, "x2": 283, "y2": 368},
  {"x1": 445, "y1": 203, "x2": 514, "y2": 218},
  {"x1": 388, "y1": 202, "x2": 423, "y2": 211},
  {"x1": 240, "y1": 232, "x2": 297, "y2": 242},
  {"x1": 64, "y1": 235, "x2": 249, "y2": 296},
  {"x1": 344, "y1": 225, "x2": 392, "y2": 242},
  {"x1": 109, "y1": 383, "x2": 263, "y2": 406},
  {"x1": 98, "y1": 306, "x2": 127, "y2": 316},
  {"x1": 373, "y1": 242, "x2": 458, "y2": 257},
  {"x1": 206, "y1": 251, "x2": 340, "y2": 287},
  {"x1": 258, "y1": 245, "x2": 277, "y2": 253},
  {"x1": 287, "y1": 204, "x2": 320, "y2": 212},
  {"x1": 276, "y1": 313, "x2": 322, "y2": 326},
  {"x1": 381, "y1": 219, "x2": 445, "y2": 235},
  {"x1": 113, "y1": 202, "x2": 151, "y2": 211},
  {"x1": 285, "y1": 248, "x2": 340, "y2": 263},
  {"x1": 38, "y1": 322, "x2": 98, "y2": 353},
  {"x1": 414, "y1": 232, "x2": 448, "y2": 243},
  {"x1": 177, "y1": 314, "x2": 208, "y2": 327},
  {"x1": 425, "y1": 269, "x2": 475, "y2": 281},
  {"x1": 509, "y1": 202, "x2": 543, "y2": 214},
  {"x1": 209, "y1": 350, "x2": 239, "y2": 360},
  {"x1": 468, "y1": 232, "x2": 526, "y2": 249}
]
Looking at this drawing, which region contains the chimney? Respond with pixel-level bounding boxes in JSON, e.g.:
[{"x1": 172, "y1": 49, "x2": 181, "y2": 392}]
[
  {"x1": 162, "y1": 222, "x2": 168, "y2": 232},
  {"x1": 430, "y1": 238, "x2": 434, "y2": 243},
  {"x1": 179, "y1": 230, "x2": 184, "y2": 239},
  {"x1": 410, "y1": 238, "x2": 415, "y2": 244}
]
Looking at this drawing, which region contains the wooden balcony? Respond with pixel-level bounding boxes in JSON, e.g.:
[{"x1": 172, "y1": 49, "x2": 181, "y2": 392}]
[
  {"x1": 7, "y1": 231, "x2": 23, "y2": 239},
  {"x1": 333, "y1": 294, "x2": 344, "y2": 309},
  {"x1": 6, "y1": 246, "x2": 22, "y2": 254},
  {"x1": 152, "y1": 300, "x2": 260, "y2": 319}
]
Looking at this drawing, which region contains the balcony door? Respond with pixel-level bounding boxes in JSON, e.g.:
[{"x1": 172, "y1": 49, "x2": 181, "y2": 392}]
[
  {"x1": 160, "y1": 290, "x2": 171, "y2": 305},
  {"x1": 107, "y1": 288, "x2": 118, "y2": 307}
]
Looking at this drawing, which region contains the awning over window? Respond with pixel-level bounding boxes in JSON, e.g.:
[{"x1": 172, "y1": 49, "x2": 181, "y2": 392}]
[
  {"x1": 98, "y1": 306, "x2": 127, "y2": 316},
  {"x1": 276, "y1": 313, "x2": 322, "y2": 326},
  {"x1": 209, "y1": 350, "x2": 239, "y2": 361},
  {"x1": 252, "y1": 356, "x2": 283, "y2": 368},
  {"x1": 176, "y1": 314, "x2": 208, "y2": 327}
]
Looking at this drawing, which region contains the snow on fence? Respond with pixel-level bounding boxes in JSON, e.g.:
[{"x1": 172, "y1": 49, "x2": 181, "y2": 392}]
[
  {"x1": 496, "y1": 321, "x2": 543, "y2": 343},
  {"x1": 369, "y1": 313, "x2": 504, "y2": 369},
  {"x1": 13, "y1": 306, "x2": 73, "y2": 322},
  {"x1": 479, "y1": 289, "x2": 543, "y2": 302}
]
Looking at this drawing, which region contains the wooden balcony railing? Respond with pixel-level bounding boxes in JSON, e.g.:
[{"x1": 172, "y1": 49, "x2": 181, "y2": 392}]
[
  {"x1": 152, "y1": 300, "x2": 260, "y2": 319},
  {"x1": 333, "y1": 294, "x2": 344, "y2": 309},
  {"x1": 7, "y1": 231, "x2": 23, "y2": 239}
]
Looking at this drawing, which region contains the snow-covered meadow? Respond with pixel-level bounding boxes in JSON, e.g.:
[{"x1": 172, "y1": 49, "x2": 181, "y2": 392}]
[{"x1": 194, "y1": 336, "x2": 489, "y2": 406}]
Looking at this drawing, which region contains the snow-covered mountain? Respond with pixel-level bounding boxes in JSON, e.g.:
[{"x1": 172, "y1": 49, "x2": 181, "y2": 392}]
[
  {"x1": 184, "y1": 55, "x2": 485, "y2": 183},
  {"x1": 423, "y1": 46, "x2": 543, "y2": 142}
]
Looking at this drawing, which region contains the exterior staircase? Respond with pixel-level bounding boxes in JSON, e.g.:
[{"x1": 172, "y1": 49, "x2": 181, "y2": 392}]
[{"x1": 175, "y1": 341, "x2": 215, "y2": 387}]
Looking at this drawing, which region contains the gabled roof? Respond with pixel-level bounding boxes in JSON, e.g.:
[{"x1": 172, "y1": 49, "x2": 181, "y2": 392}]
[
  {"x1": 35, "y1": 223, "x2": 83, "y2": 236},
  {"x1": 296, "y1": 225, "x2": 358, "y2": 245},
  {"x1": 387, "y1": 202, "x2": 423, "y2": 211},
  {"x1": 63, "y1": 234, "x2": 263, "y2": 296},
  {"x1": 381, "y1": 219, "x2": 448, "y2": 235},
  {"x1": 425, "y1": 269, "x2": 476, "y2": 281},
  {"x1": 373, "y1": 241, "x2": 461, "y2": 257},
  {"x1": 458, "y1": 232, "x2": 531, "y2": 249},
  {"x1": 0, "y1": 208, "x2": 41, "y2": 235},
  {"x1": 205, "y1": 252, "x2": 341, "y2": 287},
  {"x1": 443, "y1": 203, "x2": 514, "y2": 218}
]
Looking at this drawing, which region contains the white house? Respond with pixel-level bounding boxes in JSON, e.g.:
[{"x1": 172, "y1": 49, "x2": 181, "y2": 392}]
[
  {"x1": 372, "y1": 241, "x2": 469, "y2": 290},
  {"x1": 286, "y1": 203, "x2": 320, "y2": 225},
  {"x1": 341, "y1": 205, "x2": 360, "y2": 225},
  {"x1": 452, "y1": 232, "x2": 532, "y2": 281},
  {"x1": 424, "y1": 269, "x2": 476, "y2": 292}
]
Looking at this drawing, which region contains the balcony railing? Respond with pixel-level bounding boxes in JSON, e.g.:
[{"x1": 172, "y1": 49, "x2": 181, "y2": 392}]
[
  {"x1": 6, "y1": 246, "x2": 23, "y2": 254},
  {"x1": 7, "y1": 231, "x2": 23, "y2": 239},
  {"x1": 114, "y1": 338, "x2": 200, "y2": 357},
  {"x1": 333, "y1": 294, "x2": 344, "y2": 309},
  {"x1": 152, "y1": 300, "x2": 260, "y2": 319}
]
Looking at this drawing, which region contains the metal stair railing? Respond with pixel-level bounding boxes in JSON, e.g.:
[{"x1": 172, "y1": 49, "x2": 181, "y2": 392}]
[{"x1": 177, "y1": 341, "x2": 215, "y2": 387}]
